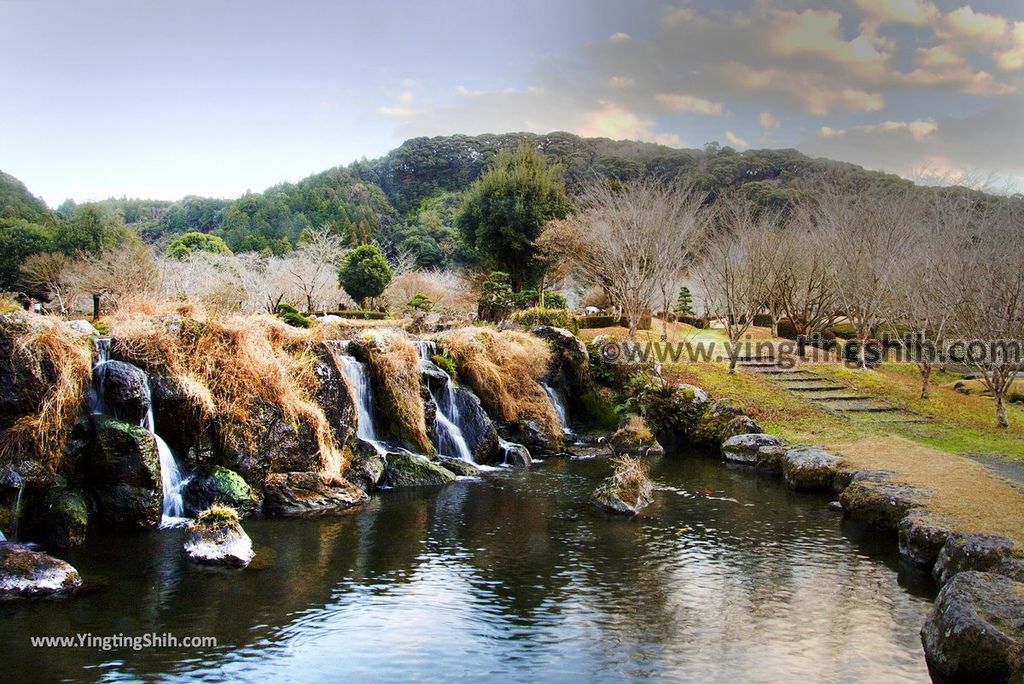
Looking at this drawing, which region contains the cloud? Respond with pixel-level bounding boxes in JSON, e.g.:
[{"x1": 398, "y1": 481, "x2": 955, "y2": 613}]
[
  {"x1": 943, "y1": 6, "x2": 1009, "y2": 45},
  {"x1": 578, "y1": 102, "x2": 683, "y2": 146},
  {"x1": 853, "y1": 0, "x2": 939, "y2": 26},
  {"x1": 818, "y1": 119, "x2": 938, "y2": 142},
  {"x1": 609, "y1": 32, "x2": 631, "y2": 43},
  {"x1": 759, "y1": 111, "x2": 779, "y2": 129},
  {"x1": 996, "y1": 22, "x2": 1024, "y2": 70},
  {"x1": 655, "y1": 92, "x2": 724, "y2": 115},
  {"x1": 724, "y1": 62, "x2": 884, "y2": 115},
  {"x1": 768, "y1": 8, "x2": 890, "y2": 80},
  {"x1": 725, "y1": 130, "x2": 748, "y2": 149}
]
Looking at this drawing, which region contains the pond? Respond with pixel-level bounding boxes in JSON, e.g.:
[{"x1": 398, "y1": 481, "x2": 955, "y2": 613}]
[{"x1": 2, "y1": 455, "x2": 935, "y2": 682}]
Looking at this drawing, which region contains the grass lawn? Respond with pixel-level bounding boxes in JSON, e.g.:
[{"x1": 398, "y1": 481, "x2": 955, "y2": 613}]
[{"x1": 580, "y1": 323, "x2": 1024, "y2": 543}]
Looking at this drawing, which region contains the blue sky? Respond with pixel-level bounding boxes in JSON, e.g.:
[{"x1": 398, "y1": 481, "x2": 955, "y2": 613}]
[{"x1": 2, "y1": 0, "x2": 1023, "y2": 205}]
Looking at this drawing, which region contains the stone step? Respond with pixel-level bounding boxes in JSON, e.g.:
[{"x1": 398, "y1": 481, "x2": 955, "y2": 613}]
[
  {"x1": 807, "y1": 394, "x2": 874, "y2": 401},
  {"x1": 837, "y1": 405, "x2": 901, "y2": 413},
  {"x1": 776, "y1": 376, "x2": 830, "y2": 383},
  {"x1": 786, "y1": 384, "x2": 851, "y2": 392}
]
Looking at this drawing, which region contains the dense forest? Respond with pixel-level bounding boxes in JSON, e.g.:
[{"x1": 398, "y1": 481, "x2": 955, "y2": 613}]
[{"x1": 0, "y1": 132, "x2": 1007, "y2": 288}]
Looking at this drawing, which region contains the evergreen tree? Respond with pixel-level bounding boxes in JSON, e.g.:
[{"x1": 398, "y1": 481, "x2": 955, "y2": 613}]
[{"x1": 675, "y1": 286, "x2": 694, "y2": 315}]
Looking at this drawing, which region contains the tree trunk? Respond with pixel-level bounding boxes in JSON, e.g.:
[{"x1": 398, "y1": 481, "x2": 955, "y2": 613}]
[
  {"x1": 627, "y1": 311, "x2": 638, "y2": 340},
  {"x1": 92, "y1": 294, "x2": 101, "y2": 320},
  {"x1": 858, "y1": 336, "x2": 868, "y2": 370},
  {"x1": 919, "y1": 362, "x2": 931, "y2": 400},
  {"x1": 995, "y1": 391, "x2": 1009, "y2": 428},
  {"x1": 728, "y1": 354, "x2": 738, "y2": 374}
]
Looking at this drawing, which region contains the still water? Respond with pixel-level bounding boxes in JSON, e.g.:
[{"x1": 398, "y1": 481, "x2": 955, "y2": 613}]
[{"x1": 3, "y1": 456, "x2": 934, "y2": 682}]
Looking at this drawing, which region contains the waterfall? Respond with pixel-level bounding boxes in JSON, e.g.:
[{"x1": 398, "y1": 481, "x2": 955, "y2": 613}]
[
  {"x1": 543, "y1": 383, "x2": 573, "y2": 435},
  {"x1": 415, "y1": 341, "x2": 475, "y2": 462},
  {"x1": 88, "y1": 338, "x2": 111, "y2": 415},
  {"x1": 337, "y1": 351, "x2": 389, "y2": 455},
  {"x1": 9, "y1": 482, "x2": 24, "y2": 542}
]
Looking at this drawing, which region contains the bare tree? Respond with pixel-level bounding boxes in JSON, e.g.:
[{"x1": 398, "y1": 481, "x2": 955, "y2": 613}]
[
  {"x1": 816, "y1": 186, "x2": 919, "y2": 368},
  {"x1": 774, "y1": 209, "x2": 841, "y2": 346},
  {"x1": 287, "y1": 225, "x2": 347, "y2": 313},
  {"x1": 940, "y1": 196, "x2": 1024, "y2": 428},
  {"x1": 694, "y1": 197, "x2": 779, "y2": 372},
  {"x1": 19, "y1": 252, "x2": 80, "y2": 314},
  {"x1": 539, "y1": 179, "x2": 706, "y2": 339},
  {"x1": 70, "y1": 242, "x2": 159, "y2": 317}
]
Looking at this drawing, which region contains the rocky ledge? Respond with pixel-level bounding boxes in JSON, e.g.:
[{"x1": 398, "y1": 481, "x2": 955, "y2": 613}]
[{"x1": 0, "y1": 543, "x2": 81, "y2": 598}]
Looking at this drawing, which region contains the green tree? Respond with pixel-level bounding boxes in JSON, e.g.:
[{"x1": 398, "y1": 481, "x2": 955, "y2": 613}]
[
  {"x1": 477, "y1": 271, "x2": 515, "y2": 321},
  {"x1": 166, "y1": 231, "x2": 233, "y2": 259},
  {"x1": 408, "y1": 292, "x2": 433, "y2": 312},
  {"x1": 456, "y1": 144, "x2": 569, "y2": 290},
  {"x1": 338, "y1": 243, "x2": 392, "y2": 308},
  {"x1": 55, "y1": 203, "x2": 130, "y2": 256},
  {"x1": 675, "y1": 286, "x2": 694, "y2": 315},
  {"x1": 0, "y1": 219, "x2": 54, "y2": 290}
]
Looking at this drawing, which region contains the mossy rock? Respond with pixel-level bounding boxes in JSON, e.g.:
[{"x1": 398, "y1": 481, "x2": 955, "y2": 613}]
[
  {"x1": 41, "y1": 488, "x2": 89, "y2": 548},
  {"x1": 0, "y1": 543, "x2": 81, "y2": 598},
  {"x1": 90, "y1": 416, "x2": 162, "y2": 530},
  {"x1": 184, "y1": 466, "x2": 259, "y2": 517},
  {"x1": 839, "y1": 479, "x2": 929, "y2": 533},
  {"x1": 385, "y1": 451, "x2": 457, "y2": 488}
]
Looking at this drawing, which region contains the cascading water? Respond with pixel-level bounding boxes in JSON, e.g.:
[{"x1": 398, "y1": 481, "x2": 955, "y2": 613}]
[
  {"x1": 415, "y1": 341, "x2": 475, "y2": 462},
  {"x1": 336, "y1": 347, "x2": 389, "y2": 455},
  {"x1": 542, "y1": 382, "x2": 573, "y2": 435}
]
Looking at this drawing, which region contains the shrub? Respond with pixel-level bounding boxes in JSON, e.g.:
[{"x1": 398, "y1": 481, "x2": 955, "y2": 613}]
[
  {"x1": 326, "y1": 310, "x2": 388, "y2": 320},
  {"x1": 166, "y1": 232, "x2": 232, "y2": 259},
  {"x1": 677, "y1": 315, "x2": 708, "y2": 329},
  {"x1": 594, "y1": 455, "x2": 652, "y2": 506},
  {"x1": 618, "y1": 311, "x2": 652, "y2": 330},
  {"x1": 776, "y1": 318, "x2": 798, "y2": 339},
  {"x1": 543, "y1": 292, "x2": 567, "y2": 309},
  {"x1": 407, "y1": 292, "x2": 433, "y2": 312},
  {"x1": 752, "y1": 314, "x2": 774, "y2": 328},
  {"x1": 509, "y1": 307, "x2": 578, "y2": 332},
  {"x1": 339, "y1": 244, "x2": 392, "y2": 308},
  {"x1": 431, "y1": 353, "x2": 458, "y2": 379},
  {"x1": 275, "y1": 303, "x2": 311, "y2": 328},
  {"x1": 477, "y1": 271, "x2": 515, "y2": 321},
  {"x1": 578, "y1": 315, "x2": 618, "y2": 329},
  {"x1": 621, "y1": 370, "x2": 707, "y2": 438}
]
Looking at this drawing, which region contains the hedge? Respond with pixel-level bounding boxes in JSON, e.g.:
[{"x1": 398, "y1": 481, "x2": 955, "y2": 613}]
[
  {"x1": 323, "y1": 310, "x2": 389, "y2": 320},
  {"x1": 510, "y1": 307, "x2": 578, "y2": 332},
  {"x1": 578, "y1": 315, "x2": 619, "y2": 329}
]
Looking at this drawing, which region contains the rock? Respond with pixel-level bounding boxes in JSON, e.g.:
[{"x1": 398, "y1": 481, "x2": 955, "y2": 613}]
[
  {"x1": 97, "y1": 360, "x2": 150, "y2": 424},
  {"x1": 499, "y1": 440, "x2": 533, "y2": 467},
  {"x1": 262, "y1": 472, "x2": 368, "y2": 516},
  {"x1": 313, "y1": 342, "x2": 358, "y2": 448},
  {"x1": 346, "y1": 443, "x2": 387, "y2": 492},
  {"x1": 384, "y1": 451, "x2": 458, "y2": 487},
  {"x1": 608, "y1": 416, "x2": 664, "y2": 457},
  {"x1": 220, "y1": 401, "x2": 325, "y2": 487},
  {"x1": 452, "y1": 387, "x2": 501, "y2": 464},
  {"x1": 183, "y1": 507, "x2": 254, "y2": 567},
  {"x1": 898, "y1": 509, "x2": 954, "y2": 568},
  {"x1": 501, "y1": 419, "x2": 557, "y2": 455},
  {"x1": 839, "y1": 479, "x2": 929, "y2": 532},
  {"x1": 0, "y1": 542, "x2": 81, "y2": 598},
  {"x1": 40, "y1": 488, "x2": 89, "y2": 548},
  {"x1": 148, "y1": 375, "x2": 215, "y2": 467},
  {"x1": 318, "y1": 315, "x2": 345, "y2": 325},
  {"x1": 183, "y1": 466, "x2": 259, "y2": 517},
  {"x1": 438, "y1": 458, "x2": 482, "y2": 477},
  {"x1": 694, "y1": 399, "x2": 760, "y2": 446},
  {"x1": 63, "y1": 319, "x2": 99, "y2": 336},
  {"x1": 720, "y1": 415, "x2": 763, "y2": 441},
  {"x1": 721, "y1": 433, "x2": 787, "y2": 465},
  {"x1": 531, "y1": 325, "x2": 617, "y2": 430},
  {"x1": 782, "y1": 446, "x2": 840, "y2": 492},
  {"x1": 89, "y1": 417, "x2": 162, "y2": 529},
  {"x1": 591, "y1": 466, "x2": 654, "y2": 516},
  {"x1": 753, "y1": 445, "x2": 788, "y2": 472},
  {"x1": 921, "y1": 571, "x2": 1024, "y2": 681},
  {"x1": 828, "y1": 500, "x2": 844, "y2": 512},
  {"x1": 934, "y1": 533, "x2": 1020, "y2": 587},
  {"x1": 833, "y1": 468, "x2": 892, "y2": 492},
  {"x1": 994, "y1": 558, "x2": 1024, "y2": 583}
]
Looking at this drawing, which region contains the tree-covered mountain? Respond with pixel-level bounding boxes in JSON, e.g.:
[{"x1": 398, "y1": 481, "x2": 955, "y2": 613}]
[{"x1": 0, "y1": 131, "x2": 992, "y2": 274}]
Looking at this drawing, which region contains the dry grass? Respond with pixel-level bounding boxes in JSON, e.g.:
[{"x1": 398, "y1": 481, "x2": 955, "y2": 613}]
[
  {"x1": 606, "y1": 455, "x2": 652, "y2": 504},
  {"x1": 833, "y1": 435, "x2": 1024, "y2": 545},
  {"x1": 0, "y1": 315, "x2": 93, "y2": 470},
  {"x1": 109, "y1": 302, "x2": 344, "y2": 473},
  {"x1": 440, "y1": 327, "x2": 562, "y2": 441},
  {"x1": 360, "y1": 330, "x2": 432, "y2": 453}
]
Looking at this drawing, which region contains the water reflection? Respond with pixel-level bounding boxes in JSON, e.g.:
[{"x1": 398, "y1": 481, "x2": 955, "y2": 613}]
[{"x1": 2, "y1": 456, "x2": 933, "y2": 682}]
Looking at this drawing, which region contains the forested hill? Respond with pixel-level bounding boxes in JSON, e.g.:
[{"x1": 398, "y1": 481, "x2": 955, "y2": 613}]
[{"x1": 0, "y1": 131, "x2": 940, "y2": 269}]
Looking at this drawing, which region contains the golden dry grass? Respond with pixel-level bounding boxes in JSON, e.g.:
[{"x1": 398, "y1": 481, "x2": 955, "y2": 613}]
[
  {"x1": 0, "y1": 315, "x2": 93, "y2": 470},
  {"x1": 360, "y1": 330, "x2": 431, "y2": 453},
  {"x1": 441, "y1": 327, "x2": 561, "y2": 441}
]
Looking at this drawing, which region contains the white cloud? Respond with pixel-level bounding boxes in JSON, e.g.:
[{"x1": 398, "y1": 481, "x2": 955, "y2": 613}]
[
  {"x1": 943, "y1": 6, "x2": 1009, "y2": 45},
  {"x1": 725, "y1": 130, "x2": 748, "y2": 149},
  {"x1": 768, "y1": 8, "x2": 890, "y2": 80},
  {"x1": 818, "y1": 119, "x2": 938, "y2": 142},
  {"x1": 655, "y1": 92, "x2": 724, "y2": 115},
  {"x1": 609, "y1": 32, "x2": 632, "y2": 43},
  {"x1": 854, "y1": 0, "x2": 939, "y2": 26},
  {"x1": 996, "y1": 22, "x2": 1024, "y2": 70},
  {"x1": 759, "y1": 111, "x2": 779, "y2": 129},
  {"x1": 578, "y1": 102, "x2": 683, "y2": 146}
]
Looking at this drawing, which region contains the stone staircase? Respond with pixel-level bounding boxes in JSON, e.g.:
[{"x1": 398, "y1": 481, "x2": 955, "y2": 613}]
[{"x1": 735, "y1": 356, "x2": 930, "y2": 424}]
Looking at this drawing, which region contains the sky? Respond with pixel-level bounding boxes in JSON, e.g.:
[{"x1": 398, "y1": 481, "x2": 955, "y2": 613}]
[{"x1": 2, "y1": 0, "x2": 1023, "y2": 205}]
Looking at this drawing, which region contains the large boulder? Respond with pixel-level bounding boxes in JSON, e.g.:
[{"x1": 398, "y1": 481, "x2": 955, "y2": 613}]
[
  {"x1": 498, "y1": 440, "x2": 532, "y2": 468},
  {"x1": 220, "y1": 402, "x2": 325, "y2": 487},
  {"x1": 346, "y1": 443, "x2": 387, "y2": 492},
  {"x1": 149, "y1": 375, "x2": 215, "y2": 467},
  {"x1": 63, "y1": 319, "x2": 99, "y2": 337},
  {"x1": 839, "y1": 479, "x2": 929, "y2": 532},
  {"x1": 385, "y1": 451, "x2": 457, "y2": 487},
  {"x1": 608, "y1": 416, "x2": 664, "y2": 457},
  {"x1": 183, "y1": 506, "x2": 254, "y2": 567},
  {"x1": 451, "y1": 386, "x2": 501, "y2": 464},
  {"x1": 531, "y1": 325, "x2": 614, "y2": 429},
  {"x1": 782, "y1": 446, "x2": 840, "y2": 492},
  {"x1": 98, "y1": 360, "x2": 150, "y2": 424},
  {"x1": 898, "y1": 509, "x2": 954, "y2": 569},
  {"x1": 0, "y1": 543, "x2": 81, "y2": 598},
  {"x1": 591, "y1": 462, "x2": 654, "y2": 516},
  {"x1": 721, "y1": 433, "x2": 787, "y2": 465},
  {"x1": 183, "y1": 466, "x2": 259, "y2": 517},
  {"x1": 262, "y1": 472, "x2": 368, "y2": 516},
  {"x1": 934, "y1": 533, "x2": 1020, "y2": 587},
  {"x1": 39, "y1": 488, "x2": 89, "y2": 548},
  {"x1": 89, "y1": 417, "x2": 162, "y2": 529},
  {"x1": 313, "y1": 342, "x2": 358, "y2": 448},
  {"x1": 921, "y1": 571, "x2": 1024, "y2": 681},
  {"x1": 694, "y1": 399, "x2": 760, "y2": 446},
  {"x1": 438, "y1": 458, "x2": 482, "y2": 477}
]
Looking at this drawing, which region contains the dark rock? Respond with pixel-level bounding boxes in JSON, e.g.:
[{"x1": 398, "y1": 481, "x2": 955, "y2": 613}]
[
  {"x1": 833, "y1": 468, "x2": 892, "y2": 492},
  {"x1": 782, "y1": 446, "x2": 840, "y2": 491},
  {"x1": 934, "y1": 533, "x2": 1020, "y2": 586},
  {"x1": 438, "y1": 458, "x2": 482, "y2": 477},
  {"x1": 591, "y1": 472, "x2": 654, "y2": 516},
  {"x1": 898, "y1": 509, "x2": 954, "y2": 569},
  {"x1": 501, "y1": 419, "x2": 556, "y2": 455},
  {"x1": 839, "y1": 479, "x2": 929, "y2": 532},
  {"x1": 385, "y1": 452, "x2": 457, "y2": 487},
  {"x1": 346, "y1": 443, "x2": 387, "y2": 492},
  {"x1": 220, "y1": 401, "x2": 324, "y2": 488},
  {"x1": 531, "y1": 325, "x2": 614, "y2": 429},
  {"x1": 98, "y1": 360, "x2": 150, "y2": 424},
  {"x1": 183, "y1": 466, "x2": 259, "y2": 517},
  {"x1": 149, "y1": 375, "x2": 215, "y2": 467},
  {"x1": 994, "y1": 558, "x2": 1024, "y2": 583},
  {"x1": 0, "y1": 542, "x2": 81, "y2": 598},
  {"x1": 753, "y1": 445, "x2": 788, "y2": 473},
  {"x1": 183, "y1": 508, "x2": 254, "y2": 567},
  {"x1": 721, "y1": 433, "x2": 787, "y2": 465},
  {"x1": 89, "y1": 417, "x2": 162, "y2": 529},
  {"x1": 451, "y1": 386, "x2": 501, "y2": 464},
  {"x1": 262, "y1": 472, "x2": 368, "y2": 516},
  {"x1": 499, "y1": 440, "x2": 533, "y2": 467},
  {"x1": 608, "y1": 417, "x2": 664, "y2": 457},
  {"x1": 313, "y1": 342, "x2": 358, "y2": 448},
  {"x1": 828, "y1": 500, "x2": 844, "y2": 512},
  {"x1": 39, "y1": 488, "x2": 89, "y2": 548},
  {"x1": 921, "y1": 571, "x2": 1024, "y2": 681}
]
